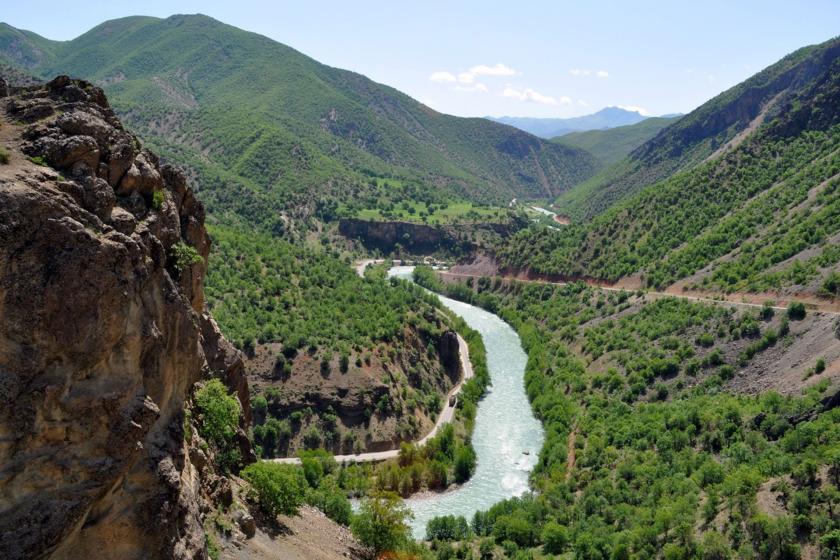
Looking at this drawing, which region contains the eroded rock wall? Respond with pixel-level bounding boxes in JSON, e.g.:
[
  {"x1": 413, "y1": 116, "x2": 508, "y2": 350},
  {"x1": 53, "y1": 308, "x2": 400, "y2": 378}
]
[{"x1": 0, "y1": 77, "x2": 247, "y2": 559}]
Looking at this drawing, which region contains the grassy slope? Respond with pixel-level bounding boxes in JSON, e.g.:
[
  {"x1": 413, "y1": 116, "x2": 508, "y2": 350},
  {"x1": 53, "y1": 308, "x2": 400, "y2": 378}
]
[
  {"x1": 553, "y1": 116, "x2": 679, "y2": 167},
  {"x1": 555, "y1": 36, "x2": 840, "y2": 221},
  {"x1": 497, "y1": 38, "x2": 840, "y2": 295},
  {"x1": 0, "y1": 15, "x2": 596, "y2": 229}
]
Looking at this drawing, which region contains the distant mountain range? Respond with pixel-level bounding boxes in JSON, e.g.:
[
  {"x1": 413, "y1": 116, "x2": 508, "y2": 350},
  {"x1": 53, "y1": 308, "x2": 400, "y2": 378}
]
[{"x1": 487, "y1": 107, "x2": 676, "y2": 139}]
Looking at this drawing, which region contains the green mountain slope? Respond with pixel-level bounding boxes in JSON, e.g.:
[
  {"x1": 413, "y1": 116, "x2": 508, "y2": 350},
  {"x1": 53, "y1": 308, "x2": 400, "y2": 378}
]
[
  {"x1": 497, "y1": 36, "x2": 840, "y2": 296},
  {"x1": 0, "y1": 15, "x2": 596, "y2": 228},
  {"x1": 554, "y1": 36, "x2": 840, "y2": 221},
  {"x1": 553, "y1": 116, "x2": 679, "y2": 166}
]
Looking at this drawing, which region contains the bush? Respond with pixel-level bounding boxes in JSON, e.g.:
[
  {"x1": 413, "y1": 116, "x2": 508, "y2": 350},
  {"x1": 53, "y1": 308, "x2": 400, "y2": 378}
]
[
  {"x1": 242, "y1": 462, "x2": 306, "y2": 516},
  {"x1": 194, "y1": 379, "x2": 242, "y2": 472},
  {"x1": 492, "y1": 514, "x2": 534, "y2": 547},
  {"x1": 351, "y1": 492, "x2": 413, "y2": 555},
  {"x1": 696, "y1": 333, "x2": 715, "y2": 347},
  {"x1": 453, "y1": 445, "x2": 476, "y2": 483},
  {"x1": 821, "y1": 272, "x2": 840, "y2": 297},
  {"x1": 760, "y1": 302, "x2": 775, "y2": 321},
  {"x1": 252, "y1": 395, "x2": 267, "y2": 424},
  {"x1": 541, "y1": 521, "x2": 569, "y2": 554},
  {"x1": 787, "y1": 301, "x2": 806, "y2": 320},
  {"x1": 172, "y1": 241, "x2": 203, "y2": 272},
  {"x1": 0, "y1": 146, "x2": 9, "y2": 164},
  {"x1": 152, "y1": 189, "x2": 165, "y2": 211},
  {"x1": 815, "y1": 357, "x2": 826, "y2": 374}
]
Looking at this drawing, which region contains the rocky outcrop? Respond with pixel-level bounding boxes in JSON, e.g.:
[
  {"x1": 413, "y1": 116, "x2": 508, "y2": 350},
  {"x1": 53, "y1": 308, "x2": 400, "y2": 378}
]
[
  {"x1": 338, "y1": 218, "x2": 513, "y2": 256},
  {"x1": 438, "y1": 330, "x2": 462, "y2": 380},
  {"x1": 0, "y1": 77, "x2": 250, "y2": 559}
]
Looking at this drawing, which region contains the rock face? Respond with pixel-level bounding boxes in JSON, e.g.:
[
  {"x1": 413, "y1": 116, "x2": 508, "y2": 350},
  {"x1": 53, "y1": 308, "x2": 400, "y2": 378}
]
[
  {"x1": 338, "y1": 217, "x2": 513, "y2": 256},
  {"x1": 0, "y1": 77, "x2": 249, "y2": 559}
]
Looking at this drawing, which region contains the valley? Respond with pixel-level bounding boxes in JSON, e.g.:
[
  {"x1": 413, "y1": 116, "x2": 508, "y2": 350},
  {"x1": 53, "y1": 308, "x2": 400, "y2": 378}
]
[{"x1": 0, "y1": 8, "x2": 838, "y2": 560}]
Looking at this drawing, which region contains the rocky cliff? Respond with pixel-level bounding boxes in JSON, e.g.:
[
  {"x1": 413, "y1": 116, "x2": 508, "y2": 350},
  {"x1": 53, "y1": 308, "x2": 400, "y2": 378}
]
[
  {"x1": 0, "y1": 77, "x2": 250, "y2": 559},
  {"x1": 338, "y1": 217, "x2": 514, "y2": 257}
]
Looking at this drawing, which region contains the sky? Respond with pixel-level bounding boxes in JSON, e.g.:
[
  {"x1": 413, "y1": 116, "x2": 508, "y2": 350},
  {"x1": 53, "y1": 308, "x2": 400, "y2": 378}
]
[{"x1": 4, "y1": 1, "x2": 839, "y2": 118}]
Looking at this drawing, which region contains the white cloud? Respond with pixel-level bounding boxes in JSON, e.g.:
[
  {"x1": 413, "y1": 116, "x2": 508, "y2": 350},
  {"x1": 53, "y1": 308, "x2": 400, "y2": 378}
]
[
  {"x1": 577, "y1": 99, "x2": 590, "y2": 107},
  {"x1": 429, "y1": 71, "x2": 456, "y2": 83},
  {"x1": 616, "y1": 104, "x2": 650, "y2": 116},
  {"x1": 430, "y1": 63, "x2": 513, "y2": 95},
  {"x1": 570, "y1": 68, "x2": 610, "y2": 78},
  {"x1": 502, "y1": 87, "x2": 568, "y2": 106}
]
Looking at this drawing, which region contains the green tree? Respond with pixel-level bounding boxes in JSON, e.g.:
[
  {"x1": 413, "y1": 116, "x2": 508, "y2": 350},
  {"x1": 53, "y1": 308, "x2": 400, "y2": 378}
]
[
  {"x1": 541, "y1": 520, "x2": 569, "y2": 554},
  {"x1": 241, "y1": 462, "x2": 306, "y2": 516},
  {"x1": 454, "y1": 445, "x2": 476, "y2": 483},
  {"x1": 351, "y1": 492, "x2": 413, "y2": 556},
  {"x1": 194, "y1": 379, "x2": 242, "y2": 471},
  {"x1": 701, "y1": 531, "x2": 732, "y2": 560},
  {"x1": 787, "y1": 301, "x2": 806, "y2": 320}
]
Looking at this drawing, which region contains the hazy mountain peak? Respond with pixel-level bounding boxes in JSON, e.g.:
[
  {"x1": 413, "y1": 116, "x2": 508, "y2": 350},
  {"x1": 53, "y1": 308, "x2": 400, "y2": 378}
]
[{"x1": 487, "y1": 107, "x2": 653, "y2": 138}]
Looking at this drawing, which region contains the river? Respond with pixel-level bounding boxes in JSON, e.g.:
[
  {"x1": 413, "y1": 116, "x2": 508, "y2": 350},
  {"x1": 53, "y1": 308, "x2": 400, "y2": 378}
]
[{"x1": 387, "y1": 266, "x2": 544, "y2": 539}]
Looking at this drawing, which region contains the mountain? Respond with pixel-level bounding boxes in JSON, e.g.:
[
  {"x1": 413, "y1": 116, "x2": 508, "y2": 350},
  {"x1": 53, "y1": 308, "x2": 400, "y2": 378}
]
[
  {"x1": 488, "y1": 107, "x2": 651, "y2": 139},
  {"x1": 553, "y1": 116, "x2": 680, "y2": 166},
  {"x1": 0, "y1": 15, "x2": 596, "y2": 229},
  {"x1": 496, "y1": 36, "x2": 840, "y2": 297},
  {"x1": 555, "y1": 37, "x2": 840, "y2": 220}
]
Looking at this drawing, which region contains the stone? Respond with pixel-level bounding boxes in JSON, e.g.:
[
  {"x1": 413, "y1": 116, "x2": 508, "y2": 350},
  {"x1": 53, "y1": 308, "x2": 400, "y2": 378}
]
[
  {"x1": 109, "y1": 206, "x2": 137, "y2": 235},
  {"x1": 50, "y1": 134, "x2": 100, "y2": 172},
  {"x1": 82, "y1": 177, "x2": 116, "y2": 221},
  {"x1": 232, "y1": 509, "x2": 256, "y2": 538}
]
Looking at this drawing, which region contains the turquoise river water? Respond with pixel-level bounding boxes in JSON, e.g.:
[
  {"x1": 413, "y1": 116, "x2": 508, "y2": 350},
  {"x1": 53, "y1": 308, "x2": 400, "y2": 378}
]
[{"x1": 387, "y1": 266, "x2": 544, "y2": 539}]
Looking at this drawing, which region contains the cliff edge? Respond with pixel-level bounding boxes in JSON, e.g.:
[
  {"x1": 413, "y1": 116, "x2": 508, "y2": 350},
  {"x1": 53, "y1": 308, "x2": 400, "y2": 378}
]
[{"x1": 0, "y1": 76, "x2": 248, "y2": 559}]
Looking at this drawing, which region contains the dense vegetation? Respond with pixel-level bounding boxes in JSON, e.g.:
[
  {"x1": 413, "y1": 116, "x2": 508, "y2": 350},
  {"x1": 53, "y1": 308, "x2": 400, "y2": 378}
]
[
  {"x1": 205, "y1": 225, "x2": 440, "y2": 350},
  {"x1": 498, "y1": 49, "x2": 840, "y2": 294},
  {"x1": 415, "y1": 270, "x2": 840, "y2": 559}
]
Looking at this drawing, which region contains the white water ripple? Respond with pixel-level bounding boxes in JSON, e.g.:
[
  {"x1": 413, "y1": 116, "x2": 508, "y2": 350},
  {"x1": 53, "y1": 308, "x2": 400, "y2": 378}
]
[{"x1": 387, "y1": 267, "x2": 545, "y2": 538}]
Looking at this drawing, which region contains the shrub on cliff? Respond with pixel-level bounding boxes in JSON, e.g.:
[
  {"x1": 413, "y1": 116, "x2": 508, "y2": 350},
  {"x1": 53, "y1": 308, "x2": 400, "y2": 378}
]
[
  {"x1": 171, "y1": 241, "x2": 202, "y2": 273},
  {"x1": 195, "y1": 379, "x2": 242, "y2": 472},
  {"x1": 241, "y1": 462, "x2": 306, "y2": 517}
]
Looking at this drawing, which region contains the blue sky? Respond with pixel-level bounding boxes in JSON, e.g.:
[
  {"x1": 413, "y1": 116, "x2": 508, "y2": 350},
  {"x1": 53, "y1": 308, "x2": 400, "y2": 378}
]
[{"x1": 5, "y1": 1, "x2": 838, "y2": 118}]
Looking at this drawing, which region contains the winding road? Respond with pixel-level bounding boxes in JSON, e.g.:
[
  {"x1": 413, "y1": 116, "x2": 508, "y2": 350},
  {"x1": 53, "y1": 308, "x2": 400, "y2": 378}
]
[{"x1": 271, "y1": 333, "x2": 474, "y2": 465}]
